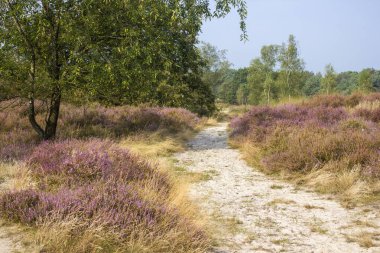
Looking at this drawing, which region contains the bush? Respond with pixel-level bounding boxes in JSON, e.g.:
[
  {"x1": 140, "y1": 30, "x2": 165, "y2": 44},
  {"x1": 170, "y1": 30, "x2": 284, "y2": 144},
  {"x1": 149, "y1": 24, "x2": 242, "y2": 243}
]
[
  {"x1": 0, "y1": 102, "x2": 200, "y2": 162},
  {"x1": 230, "y1": 93, "x2": 380, "y2": 203},
  {"x1": 0, "y1": 101, "x2": 207, "y2": 252},
  {"x1": 0, "y1": 139, "x2": 207, "y2": 252}
]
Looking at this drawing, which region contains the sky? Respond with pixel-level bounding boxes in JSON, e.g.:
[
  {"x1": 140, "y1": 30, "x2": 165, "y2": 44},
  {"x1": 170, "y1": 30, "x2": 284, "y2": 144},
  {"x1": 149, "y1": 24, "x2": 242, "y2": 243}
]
[{"x1": 199, "y1": 0, "x2": 380, "y2": 73}]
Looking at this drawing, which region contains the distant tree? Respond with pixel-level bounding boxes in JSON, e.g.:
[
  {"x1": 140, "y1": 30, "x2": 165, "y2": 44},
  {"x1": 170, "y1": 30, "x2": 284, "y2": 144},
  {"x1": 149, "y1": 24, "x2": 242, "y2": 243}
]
[
  {"x1": 358, "y1": 69, "x2": 374, "y2": 92},
  {"x1": 302, "y1": 72, "x2": 322, "y2": 96},
  {"x1": 373, "y1": 70, "x2": 380, "y2": 91},
  {"x1": 220, "y1": 68, "x2": 248, "y2": 104},
  {"x1": 336, "y1": 71, "x2": 359, "y2": 94},
  {"x1": 321, "y1": 64, "x2": 337, "y2": 94},
  {"x1": 247, "y1": 59, "x2": 266, "y2": 105},
  {"x1": 260, "y1": 45, "x2": 280, "y2": 104},
  {"x1": 236, "y1": 83, "x2": 249, "y2": 105},
  {"x1": 199, "y1": 43, "x2": 232, "y2": 98},
  {"x1": 262, "y1": 75, "x2": 276, "y2": 104},
  {"x1": 278, "y1": 35, "x2": 304, "y2": 99}
]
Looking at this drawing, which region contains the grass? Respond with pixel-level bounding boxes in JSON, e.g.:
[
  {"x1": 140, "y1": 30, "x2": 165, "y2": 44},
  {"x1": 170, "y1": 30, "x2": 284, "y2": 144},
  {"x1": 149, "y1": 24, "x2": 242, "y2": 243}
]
[
  {"x1": 271, "y1": 238, "x2": 290, "y2": 245},
  {"x1": 230, "y1": 93, "x2": 380, "y2": 206},
  {"x1": 304, "y1": 204, "x2": 325, "y2": 210},
  {"x1": 266, "y1": 198, "x2": 296, "y2": 207},
  {"x1": 270, "y1": 184, "x2": 284, "y2": 190},
  {"x1": 0, "y1": 102, "x2": 211, "y2": 253},
  {"x1": 346, "y1": 231, "x2": 378, "y2": 248}
]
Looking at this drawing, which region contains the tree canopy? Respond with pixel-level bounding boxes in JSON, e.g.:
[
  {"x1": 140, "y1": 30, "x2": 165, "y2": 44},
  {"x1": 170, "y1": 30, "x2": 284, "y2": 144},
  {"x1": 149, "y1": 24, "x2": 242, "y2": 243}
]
[{"x1": 0, "y1": 0, "x2": 248, "y2": 139}]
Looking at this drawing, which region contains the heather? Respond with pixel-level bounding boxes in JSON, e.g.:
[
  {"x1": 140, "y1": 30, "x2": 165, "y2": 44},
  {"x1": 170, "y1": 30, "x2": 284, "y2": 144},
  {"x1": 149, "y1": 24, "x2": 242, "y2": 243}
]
[
  {"x1": 0, "y1": 101, "x2": 200, "y2": 161},
  {"x1": 0, "y1": 102, "x2": 209, "y2": 252},
  {"x1": 230, "y1": 93, "x2": 380, "y2": 204}
]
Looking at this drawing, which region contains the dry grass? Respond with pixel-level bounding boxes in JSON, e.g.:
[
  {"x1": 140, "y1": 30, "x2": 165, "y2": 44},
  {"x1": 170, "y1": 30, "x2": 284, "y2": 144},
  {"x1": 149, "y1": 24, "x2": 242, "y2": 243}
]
[
  {"x1": 354, "y1": 100, "x2": 380, "y2": 111},
  {"x1": 0, "y1": 163, "x2": 35, "y2": 192},
  {"x1": 270, "y1": 184, "x2": 284, "y2": 190},
  {"x1": 304, "y1": 204, "x2": 325, "y2": 210},
  {"x1": 346, "y1": 231, "x2": 378, "y2": 248},
  {"x1": 230, "y1": 94, "x2": 380, "y2": 206},
  {"x1": 266, "y1": 198, "x2": 296, "y2": 207}
]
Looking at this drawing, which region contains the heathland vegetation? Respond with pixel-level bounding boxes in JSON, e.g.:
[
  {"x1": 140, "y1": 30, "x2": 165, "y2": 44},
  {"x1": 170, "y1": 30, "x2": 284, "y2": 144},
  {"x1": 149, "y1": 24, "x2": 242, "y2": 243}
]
[
  {"x1": 230, "y1": 93, "x2": 380, "y2": 205},
  {"x1": 1, "y1": 0, "x2": 380, "y2": 252},
  {"x1": 0, "y1": 102, "x2": 211, "y2": 252},
  {"x1": 0, "y1": 1, "x2": 249, "y2": 251}
]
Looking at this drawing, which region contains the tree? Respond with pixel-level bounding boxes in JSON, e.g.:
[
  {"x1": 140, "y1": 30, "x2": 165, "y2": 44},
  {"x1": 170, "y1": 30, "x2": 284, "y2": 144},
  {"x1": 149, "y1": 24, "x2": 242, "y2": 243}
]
[
  {"x1": 236, "y1": 83, "x2": 249, "y2": 105},
  {"x1": 358, "y1": 69, "x2": 374, "y2": 92},
  {"x1": 302, "y1": 72, "x2": 322, "y2": 96},
  {"x1": 247, "y1": 58, "x2": 266, "y2": 105},
  {"x1": 373, "y1": 70, "x2": 380, "y2": 91},
  {"x1": 321, "y1": 64, "x2": 337, "y2": 94},
  {"x1": 199, "y1": 42, "x2": 232, "y2": 98},
  {"x1": 335, "y1": 71, "x2": 359, "y2": 94},
  {"x1": 278, "y1": 35, "x2": 304, "y2": 99},
  {"x1": 260, "y1": 45, "x2": 279, "y2": 104},
  {"x1": 0, "y1": 0, "x2": 248, "y2": 139},
  {"x1": 217, "y1": 67, "x2": 248, "y2": 104}
]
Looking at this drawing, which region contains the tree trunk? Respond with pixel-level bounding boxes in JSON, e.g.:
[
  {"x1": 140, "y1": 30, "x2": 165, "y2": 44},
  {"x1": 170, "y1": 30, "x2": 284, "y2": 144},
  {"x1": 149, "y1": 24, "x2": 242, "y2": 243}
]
[
  {"x1": 44, "y1": 87, "x2": 61, "y2": 140},
  {"x1": 28, "y1": 56, "x2": 45, "y2": 139}
]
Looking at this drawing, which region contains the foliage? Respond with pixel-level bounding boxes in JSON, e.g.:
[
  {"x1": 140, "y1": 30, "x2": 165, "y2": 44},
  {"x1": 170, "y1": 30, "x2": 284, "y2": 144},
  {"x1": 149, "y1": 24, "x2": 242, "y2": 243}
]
[
  {"x1": 321, "y1": 64, "x2": 337, "y2": 94},
  {"x1": 0, "y1": 0, "x2": 248, "y2": 139},
  {"x1": 202, "y1": 38, "x2": 380, "y2": 106}
]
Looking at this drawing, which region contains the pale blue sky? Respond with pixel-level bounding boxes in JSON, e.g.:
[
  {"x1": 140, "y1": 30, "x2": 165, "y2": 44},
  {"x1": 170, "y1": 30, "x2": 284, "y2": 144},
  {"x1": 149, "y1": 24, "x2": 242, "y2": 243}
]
[{"x1": 199, "y1": 0, "x2": 380, "y2": 73}]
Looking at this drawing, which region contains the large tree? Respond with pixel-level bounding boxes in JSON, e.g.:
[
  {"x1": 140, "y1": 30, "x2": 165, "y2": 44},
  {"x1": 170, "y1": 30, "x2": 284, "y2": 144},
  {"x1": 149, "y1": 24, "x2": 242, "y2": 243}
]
[{"x1": 0, "y1": 0, "x2": 247, "y2": 139}]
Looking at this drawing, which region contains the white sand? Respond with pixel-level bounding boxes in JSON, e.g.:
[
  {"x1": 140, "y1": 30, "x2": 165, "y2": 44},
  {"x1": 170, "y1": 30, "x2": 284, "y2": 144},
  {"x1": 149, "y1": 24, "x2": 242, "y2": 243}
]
[{"x1": 175, "y1": 123, "x2": 380, "y2": 253}]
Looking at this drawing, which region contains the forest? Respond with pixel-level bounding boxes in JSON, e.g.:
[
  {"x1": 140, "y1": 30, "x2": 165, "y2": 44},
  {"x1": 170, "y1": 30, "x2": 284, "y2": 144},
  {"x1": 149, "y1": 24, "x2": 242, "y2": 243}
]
[{"x1": 201, "y1": 35, "x2": 380, "y2": 105}]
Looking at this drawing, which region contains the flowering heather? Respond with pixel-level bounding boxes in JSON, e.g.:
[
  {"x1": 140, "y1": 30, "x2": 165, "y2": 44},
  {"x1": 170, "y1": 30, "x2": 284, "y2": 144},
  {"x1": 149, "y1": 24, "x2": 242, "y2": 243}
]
[
  {"x1": 230, "y1": 93, "x2": 380, "y2": 194},
  {"x1": 0, "y1": 101, "x2": 200, "y2": 162},
  {"x1": 27, "y1": 139, "x2": 171, "y2": 192},
  {"x1": 0, "y1": 182, "x2": 174, "y2": 228},
  {"x1": 0, "y1": 101, "x2": 207, "y2": 252},
  {"x1": 230, "y1": 105, "x2": 347, "y2": 141},
  {"x1": 59, "y1": 104, "x2": 200, "y2": 138}
]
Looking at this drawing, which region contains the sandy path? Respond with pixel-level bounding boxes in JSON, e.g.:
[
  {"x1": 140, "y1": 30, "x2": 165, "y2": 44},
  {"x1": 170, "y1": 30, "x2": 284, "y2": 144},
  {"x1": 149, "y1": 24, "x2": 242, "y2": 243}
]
[
  {"x1": 175, "y1": 123, "x2": 380, "y2": 253},
  {"x1": 0, "y1": 232, "x2": 13, "y2": 253}
]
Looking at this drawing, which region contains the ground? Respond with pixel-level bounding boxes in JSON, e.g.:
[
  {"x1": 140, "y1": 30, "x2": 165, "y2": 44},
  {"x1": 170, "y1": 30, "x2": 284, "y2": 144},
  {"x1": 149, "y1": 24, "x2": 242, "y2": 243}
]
[{"x1": 175, "y1": 123, "x2": 380, "y2": 253}]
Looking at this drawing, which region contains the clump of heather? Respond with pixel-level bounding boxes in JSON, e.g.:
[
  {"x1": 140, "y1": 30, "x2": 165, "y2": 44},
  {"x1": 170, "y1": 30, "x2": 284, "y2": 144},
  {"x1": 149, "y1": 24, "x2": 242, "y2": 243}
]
[
  {"x1": 0, "y1": 101, "x2": 200, "y2": 163},
  {"x1": 59, "y1": 104, "x2": 200, "y2": 138},
  {"x1": 230, "y1": 93, "x2": 380, "y2": 202},
  {"x1": 0, "y1": 139, "x2": 208, "y2": 252},
  {"x1": 27, "y1": 139, "x2": 171, "y2": 192},
  {"x1": 0, "y1": 101, "x2": 207, "y2": 252},
  {"x1": 0, "y1": 102, "x2": 38, "y2": 161}
]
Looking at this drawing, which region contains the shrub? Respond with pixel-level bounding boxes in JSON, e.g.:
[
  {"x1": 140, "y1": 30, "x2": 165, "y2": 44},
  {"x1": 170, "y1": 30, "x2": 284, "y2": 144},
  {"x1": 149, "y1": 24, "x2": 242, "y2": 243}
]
[
  {"x1": 230, "y1": 93, "x2": 380, "y2": 203},
  {"x1": 27, "y1": 139, "x2": 171, "y2": 192},
  {"x1": 354, "y1": 108, "x2": 380, "y2": 123},
  {"x1": 0, "y1": 138, "x2": 207, "y2": 252},
  {"x1": 0, "y1": 102, "x2": 200, "y2": 163}
]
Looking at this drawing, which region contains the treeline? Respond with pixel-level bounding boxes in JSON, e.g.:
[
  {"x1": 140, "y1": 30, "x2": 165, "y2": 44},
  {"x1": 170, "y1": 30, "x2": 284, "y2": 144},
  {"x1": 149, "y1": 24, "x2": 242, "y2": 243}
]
[{"x1": 201, "y1": 35, "x2": 380, "y2": 105}]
